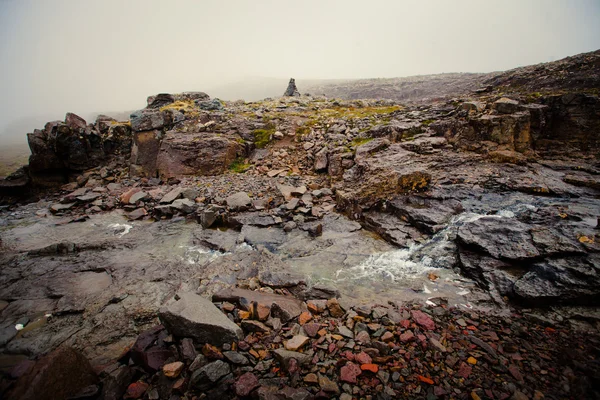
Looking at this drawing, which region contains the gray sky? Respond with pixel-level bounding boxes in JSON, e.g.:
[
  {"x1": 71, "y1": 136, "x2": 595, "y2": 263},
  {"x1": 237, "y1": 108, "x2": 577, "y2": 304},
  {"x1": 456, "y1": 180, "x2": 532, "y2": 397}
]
[{"x1": 1, "y1": 0, "x2": 599, "y2": 148}]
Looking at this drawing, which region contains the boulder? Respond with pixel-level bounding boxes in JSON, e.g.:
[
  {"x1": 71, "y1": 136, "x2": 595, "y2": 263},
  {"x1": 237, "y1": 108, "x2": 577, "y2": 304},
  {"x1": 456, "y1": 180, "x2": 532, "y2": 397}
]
[
  {"x1": 226, "y1": 192, "x2": 252, "y2": 211},
  {"x1": 65, "y1": 112, "x2": 87, "y2": 130},
  {"x1": 494, "y1": 98, "x2": 521, "y2": 114},
  {"x1": 196, "y1": 98, "x2": 224, "y2": 111},
  {"x1": 9, "y1": 346, "x2": 98, "y2": 400},
  {"x1": 156, "y1": 132, "x2": 242, "y2": 178},
  {"x1": 513, "y1": 256, "x2": 600, "y2": 305},
  {"x1": 457, "y1": 216, "x2": 540, "y2": 260},
  {"x1": 388, "y1": 196, "x2": 463, "y2": 234},
  {"x1": 129, "y1": 130, "x2": 162, "y2": 177},
  {"x1": 130, "y1": 110, "x2": 171, "y2": 132},
  {"x1": 147, "y1": 93, "x2": 175, "y2": 109},
  {"x1": 158, "y1": 292, "x2": 243, "y2": 346},
  {"x1": 170, "y1": 198, "x2": 197, "y2": 214}
]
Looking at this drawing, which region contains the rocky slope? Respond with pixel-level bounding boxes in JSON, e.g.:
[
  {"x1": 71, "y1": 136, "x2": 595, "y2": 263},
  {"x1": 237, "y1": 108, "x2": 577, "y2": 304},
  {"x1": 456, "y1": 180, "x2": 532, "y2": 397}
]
[
  {"x1": 0, "y1": 51, "x2": 599, "y2": 399},
  {"x1": 304, "y1": 49, "x2": 600, "y2": 104}
]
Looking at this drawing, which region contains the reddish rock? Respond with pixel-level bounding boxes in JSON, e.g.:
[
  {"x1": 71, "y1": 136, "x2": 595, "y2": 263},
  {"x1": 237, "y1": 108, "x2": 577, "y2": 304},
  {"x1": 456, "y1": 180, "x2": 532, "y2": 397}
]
[
  {"x1": 303, "y1": 322, "x2": 320, "y2": 338},
  {"x1": 399, "y1": 319, "x2": 411, "y2": 329},
  {"x1": 213, "y1": 288, "x2": 303, "y2": 323},
  {"x1": 173, "y1": 377, "x2": 186, "y2": 393},
  {"x1": 400, "y1": 330, "x2": 415, "y2": 342},
  {"x1": 327, "y1": 298, "x2": 345, "y2": 318},
  {"x1": 355, "y1": 330, "x2": 371, "y2": 343},
  {"x1": 457, "y1": 362, "x2": 472, "y2": 379},
  {"x1": 381, "y1": 331, "x2": 394, "y2": 342},
  {"x1": 124, "y1": 381, "x2": 149, "y2": 399},
  {"x1": 307, "y1": 299, "x2": 327, "y2": 314},
  {"x1": 361, "y1": 364, "x2": 379, "y2": 373},
  {"x1": 235, "y1": 372, "x2": 260, "y2": 397},
  {"x1": 286, "y1": 335, "x2": 309, "y2": 351},
  {"x1": 508, "y1": 365, "x2": 523, "y2": 381},
  {"x1": 355, "y1": 351, "x2": 372, "y2": 365},
  {"x1": 418, "y1": 375, "x2": 434, "y2": 385},
  {"x1": 340, "y1": 362, "x2": 362, "y2": 383},
  {"x1": 144, "y1": 347, "x2": 173, "y2": 371},
  {"x1": 256, "y1": 303, "x2": 271, "y2": 321},
  {"x1": 202, "y1": 343, "x2": 224, "y2": 360},
  {"x1": 299, "y1": 311, "x2": 313, "y2": 325},
  {"x1": 8, "y1": 347, "x2": 98, "y2": 400},
  {"x1": 411, "y1": 310, "x2": 435, "y2": 330},
  {"x1": 156, "y1": 132, "x2": 242, "y2": 178},
  {"x1": 9, "y1": 359, "x2": 35, "y2": 379},
  {"x1": 163, "y1": 361, "x2": 184, "y2": 378},
  {"x1": 120, "y1": 187, "x2": 141, "y2": 203}
]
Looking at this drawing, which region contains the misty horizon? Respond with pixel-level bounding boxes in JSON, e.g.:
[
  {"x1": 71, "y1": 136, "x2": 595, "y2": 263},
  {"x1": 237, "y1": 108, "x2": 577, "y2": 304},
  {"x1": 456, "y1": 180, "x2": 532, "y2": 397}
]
[{"x1": 1, "y1": 0, "x2": 599, "y2": 149}]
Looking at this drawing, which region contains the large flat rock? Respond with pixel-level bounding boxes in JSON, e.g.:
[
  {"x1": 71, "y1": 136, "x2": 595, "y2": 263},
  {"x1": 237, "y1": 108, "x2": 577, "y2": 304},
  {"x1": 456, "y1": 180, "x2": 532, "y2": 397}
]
[{"x1": 159, "y1": 292, "x2": 243, "y2": 346}]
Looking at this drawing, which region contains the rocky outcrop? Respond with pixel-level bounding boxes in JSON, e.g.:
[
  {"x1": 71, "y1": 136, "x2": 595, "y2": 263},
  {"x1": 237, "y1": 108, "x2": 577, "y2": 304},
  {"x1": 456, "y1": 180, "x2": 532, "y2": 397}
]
[
  {"x1": 156, "y1": 132, "x2": 243, "y2": 178},
  {"x1": 437, "y1": 94, "x2": 600, "y2": 156},
  {"x1": 456, "y1": 215, "x2": 600, "y2": 306},
  {"x1": 335, "y1": 145, "x2": 431, "y2": 217},
  {"x1": 26, "y1": 113, "x2": 132, "y2": 187}
]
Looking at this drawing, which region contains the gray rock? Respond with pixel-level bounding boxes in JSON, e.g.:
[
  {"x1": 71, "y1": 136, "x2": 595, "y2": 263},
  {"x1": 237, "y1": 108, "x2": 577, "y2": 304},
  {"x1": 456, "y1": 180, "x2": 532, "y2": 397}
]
[
  {"x1": 130, "y1": 110, "x2": 169, "y2": 132},
  {"x1": 457, "y1": 216, "x2": 539, "y2": 260},
  {"x1": 160, "y1": 188, "x2": 184, "y2": 204},
  {"x1": 285, "y1": 198, "x2": 300, "y2": 210},
  {"x1": 128, "y1": 191, "x2": 148, "y2": 204},
  {"x1": 159, "y1": 292, "x2": 243, "y2": 346},
  {"x1": 223, "y1": 351, "x2": 249, "y2": 365},
  {"x1": 76, "y1": 192, "x2": 102, "y2": 202},
  {"x1": 355, "y1": 138, "x2": 390, "y2": 160},
  {"x1": 171, "y1": 198, "x2": 197, "y2": 214},
  {"x1": 272, "y1": 349, "x2": 312, "y2": 371},
  {"x1": 283, "y1": 221, "x2": 297, "y2": 232},
  {"x1": 190, "y1": 360, "x2": 230, "y2": 390},
  {"x1": 196, "y1": 98, "x2": 224, "y2": 111},
  {"x1": 226, "y1": 192, "x2": 252, "y2": 211},
  {"x1": 314, "y1": 147, "x2": 328, "y2": 171},
  {"x1": 338, "y1": 326, "x2": 354, "y2": 339},
  {"x1": 50, "y1": 203, "x2": 75, "y2": 213}
]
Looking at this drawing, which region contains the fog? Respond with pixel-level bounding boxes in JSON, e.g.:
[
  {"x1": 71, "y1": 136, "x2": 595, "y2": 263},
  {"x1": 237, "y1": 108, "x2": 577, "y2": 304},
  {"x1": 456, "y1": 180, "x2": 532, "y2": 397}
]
[{"x1": 0, "y1": 0, "x2": 599, "y2": 149}]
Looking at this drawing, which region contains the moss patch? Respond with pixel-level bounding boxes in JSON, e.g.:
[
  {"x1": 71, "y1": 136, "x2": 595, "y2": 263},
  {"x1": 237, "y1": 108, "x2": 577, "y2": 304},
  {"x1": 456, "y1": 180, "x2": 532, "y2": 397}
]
[
  {"x1": 350, "y1": 137, "x2": 374, "y2": 147},
  {"x1": 159, "y1": 100, "x2": 196, "y2": 113},
  {"x1": 229, "y1": 158, "x2": 251, "y2": 173},
  {"x1": 253, "y1": 122, "x2": 276, "y2": 148}
]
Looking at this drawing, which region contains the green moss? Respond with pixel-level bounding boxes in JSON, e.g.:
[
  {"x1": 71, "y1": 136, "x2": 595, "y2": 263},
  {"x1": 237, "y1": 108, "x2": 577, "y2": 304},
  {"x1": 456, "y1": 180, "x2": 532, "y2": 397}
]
[
  {"x1": 229, "y1": 158, "x2": 251, "y2": 173},
  {"x1": 421, "y1": 119, "x2": 435, "y2": 126},
  {"x1": 350, "y1": 137, "x2": 374, "y2": 147},
  {"x1": 159, "y1": 100, "x2": 196, "y2": 113},
  {"x1": 253, "y1": 122, "x2": 276, "y2": 148},
  {"x1": 296, "y1": 125, "x2": 311, "y2": 136}
]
